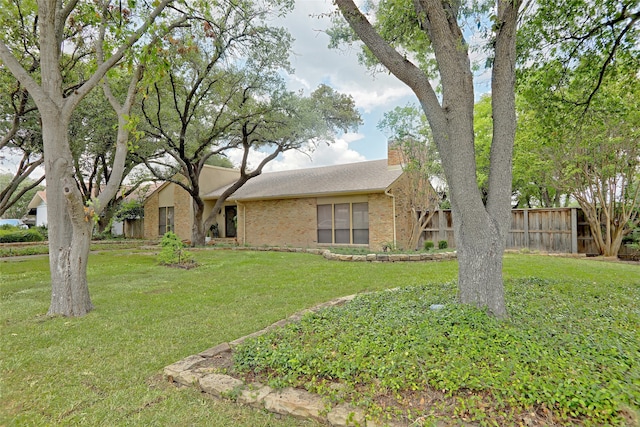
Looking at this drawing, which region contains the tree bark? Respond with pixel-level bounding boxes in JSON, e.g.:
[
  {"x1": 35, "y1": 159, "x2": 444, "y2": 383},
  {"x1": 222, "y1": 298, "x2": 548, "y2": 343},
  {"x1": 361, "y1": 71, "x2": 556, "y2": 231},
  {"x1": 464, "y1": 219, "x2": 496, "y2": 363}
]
[
  {"x1": 41, "y1": 110, "x2": 94, "y2": 316},
  {"x1": 335, "y1": 0, "x2": 518, "y2": 318},
  {"x1": 191, "y1": 196, "x2": 207, "y2": 246}
]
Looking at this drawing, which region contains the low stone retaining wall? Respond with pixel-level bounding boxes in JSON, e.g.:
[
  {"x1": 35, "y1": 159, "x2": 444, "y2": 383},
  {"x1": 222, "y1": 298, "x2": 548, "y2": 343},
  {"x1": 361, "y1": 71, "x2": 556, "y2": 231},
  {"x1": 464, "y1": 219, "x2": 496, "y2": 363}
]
[
  {"x1": 164, "y1": 295, "x2": 407, "y2": 427},
  {"x1": 199, "y1": 245, "x2": 458, "y2": 263}
]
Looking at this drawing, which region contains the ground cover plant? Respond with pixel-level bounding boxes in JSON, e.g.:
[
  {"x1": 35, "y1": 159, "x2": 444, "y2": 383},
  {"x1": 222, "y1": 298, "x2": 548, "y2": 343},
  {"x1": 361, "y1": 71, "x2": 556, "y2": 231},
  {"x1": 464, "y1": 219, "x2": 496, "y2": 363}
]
[
  {"x1": 234, "y1": 265, "x2": 640, "y2": 426},
  {"x1": 1, "y1": 249, "x2": 637, "y2": 426}
]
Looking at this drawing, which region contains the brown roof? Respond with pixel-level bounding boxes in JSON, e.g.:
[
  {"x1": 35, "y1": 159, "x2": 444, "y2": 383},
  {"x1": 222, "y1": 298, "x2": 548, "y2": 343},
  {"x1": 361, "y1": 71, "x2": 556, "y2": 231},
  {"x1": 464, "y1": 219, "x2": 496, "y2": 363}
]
[{"x1": 203, "y1": 159, "x2": 402, "y2": 201}]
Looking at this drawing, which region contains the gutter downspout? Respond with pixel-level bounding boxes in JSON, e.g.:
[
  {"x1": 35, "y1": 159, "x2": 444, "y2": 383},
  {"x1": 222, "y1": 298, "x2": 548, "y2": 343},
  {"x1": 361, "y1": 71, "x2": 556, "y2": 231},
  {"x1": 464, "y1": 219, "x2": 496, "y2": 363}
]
[{"x1": 384, "y1": 188, "x2": 397, "y2": 248}]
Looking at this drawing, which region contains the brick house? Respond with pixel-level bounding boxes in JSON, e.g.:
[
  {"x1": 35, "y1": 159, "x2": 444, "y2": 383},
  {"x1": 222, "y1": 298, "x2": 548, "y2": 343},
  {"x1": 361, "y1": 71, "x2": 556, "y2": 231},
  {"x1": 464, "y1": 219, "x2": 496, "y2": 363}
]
[
  {"x1": 143, "y1": 149, "x2": 416, "y2": 251},
  {"x1": 143, "y1": 165, "x2": 241, "y2": 240}
]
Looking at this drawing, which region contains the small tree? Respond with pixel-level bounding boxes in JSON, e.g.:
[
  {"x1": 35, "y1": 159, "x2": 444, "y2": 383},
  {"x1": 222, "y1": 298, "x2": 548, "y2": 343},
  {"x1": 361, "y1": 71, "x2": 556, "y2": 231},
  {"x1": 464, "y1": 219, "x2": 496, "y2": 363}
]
[
  {"x1": 378, "y1": 104, "x2": 443, "y2": 250},
  {"x1": 518, "y1": 57, "x2": 640, "y2": 257},
  {"x1": 158, "y1": 231, "x2": 195, "y2": 267}
]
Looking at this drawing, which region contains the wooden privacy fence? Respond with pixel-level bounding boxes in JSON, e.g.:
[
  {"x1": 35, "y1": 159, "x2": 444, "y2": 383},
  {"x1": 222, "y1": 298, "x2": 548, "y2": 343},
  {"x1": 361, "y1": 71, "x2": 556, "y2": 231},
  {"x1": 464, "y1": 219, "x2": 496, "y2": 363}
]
[{"x1": 421, "y1": 208, "x2": 601, "y2": 254}]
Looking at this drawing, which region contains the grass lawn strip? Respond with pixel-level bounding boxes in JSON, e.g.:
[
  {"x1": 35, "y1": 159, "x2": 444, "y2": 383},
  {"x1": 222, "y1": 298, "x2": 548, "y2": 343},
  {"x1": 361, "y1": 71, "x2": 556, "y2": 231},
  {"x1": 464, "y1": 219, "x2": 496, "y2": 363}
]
[{"x1": 1, "y1": 249, "x2": 638, "y2": 426}]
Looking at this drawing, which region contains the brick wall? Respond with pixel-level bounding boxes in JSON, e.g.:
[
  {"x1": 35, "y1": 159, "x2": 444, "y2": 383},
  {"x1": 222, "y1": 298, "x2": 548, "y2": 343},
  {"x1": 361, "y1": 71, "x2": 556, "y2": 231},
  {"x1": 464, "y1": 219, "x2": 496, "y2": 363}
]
[
  {"x1": 368, "y1": 193, "x2": 396, "y2": 251},
  {"x1": 143, "y1": 192, "x2": 159, "y2": 239},
  {"x1": 387, "y1": 140, "x2": 403, "y2": 170},
  {"x1": 143, "y1": 183, "x2": 193, "y2": 240},
  {"x1": 240, "y1": 198, "x2": 318, "y2": 247},
  {"x1": 173, "y1": 185, "x2": 192, "y2": 240},
  {"x1": 238, "y1": 194, "x2": 398, "y2": 252}
]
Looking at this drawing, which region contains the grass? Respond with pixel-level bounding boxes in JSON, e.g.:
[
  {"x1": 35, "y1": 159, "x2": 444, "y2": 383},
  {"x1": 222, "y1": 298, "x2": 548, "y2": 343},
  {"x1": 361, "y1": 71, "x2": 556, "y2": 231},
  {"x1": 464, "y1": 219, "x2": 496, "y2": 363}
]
[
  {"x1": 0, "y1": 249, "x2": 638, "y2": 426},
  {"x1": 0, "y1": 239, "x2": 149, "y2": 257}
]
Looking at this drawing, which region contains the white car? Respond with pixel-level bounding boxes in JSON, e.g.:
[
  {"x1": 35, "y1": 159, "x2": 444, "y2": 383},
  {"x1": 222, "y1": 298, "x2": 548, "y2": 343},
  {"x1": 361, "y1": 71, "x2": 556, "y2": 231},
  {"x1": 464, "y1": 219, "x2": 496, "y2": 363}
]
[{"x1": 0, "y1": 218, "x2": 29, "y2": 229}]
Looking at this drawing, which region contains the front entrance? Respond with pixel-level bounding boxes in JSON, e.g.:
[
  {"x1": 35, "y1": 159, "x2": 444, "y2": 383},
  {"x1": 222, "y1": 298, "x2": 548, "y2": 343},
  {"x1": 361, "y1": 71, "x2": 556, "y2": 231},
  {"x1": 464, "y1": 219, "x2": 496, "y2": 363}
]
[{"x1": 225, "y1": 206, "x2": 237, "y2": 238}]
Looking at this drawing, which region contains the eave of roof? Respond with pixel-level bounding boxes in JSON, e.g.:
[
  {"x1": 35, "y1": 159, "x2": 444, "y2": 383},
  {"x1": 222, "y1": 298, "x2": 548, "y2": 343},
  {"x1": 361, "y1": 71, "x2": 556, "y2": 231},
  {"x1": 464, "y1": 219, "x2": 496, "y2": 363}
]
[{"x1": 203, "y1": 159, "x2": 403, "y2": 201}]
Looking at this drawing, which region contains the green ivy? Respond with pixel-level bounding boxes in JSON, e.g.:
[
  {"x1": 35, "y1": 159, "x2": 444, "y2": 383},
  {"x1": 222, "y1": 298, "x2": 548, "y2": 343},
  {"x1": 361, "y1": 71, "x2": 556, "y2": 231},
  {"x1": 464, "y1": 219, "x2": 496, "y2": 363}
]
[{"x1": 234, "y1": 278, "x2": 640, "y2": 426}]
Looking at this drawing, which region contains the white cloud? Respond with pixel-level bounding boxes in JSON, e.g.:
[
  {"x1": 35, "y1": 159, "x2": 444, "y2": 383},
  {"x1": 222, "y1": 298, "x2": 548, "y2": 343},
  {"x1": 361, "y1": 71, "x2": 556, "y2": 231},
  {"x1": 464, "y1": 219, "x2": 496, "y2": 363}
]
[{"x1": 226, "y1": 132, "x2": 367, "y2": 172}]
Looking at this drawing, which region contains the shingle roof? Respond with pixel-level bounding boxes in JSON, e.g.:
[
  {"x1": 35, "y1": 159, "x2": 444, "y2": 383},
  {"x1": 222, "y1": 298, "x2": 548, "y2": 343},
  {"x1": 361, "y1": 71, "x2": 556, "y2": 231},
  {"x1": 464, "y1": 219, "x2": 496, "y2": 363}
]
[{"x1": 203, "y1": 159, "x2": 402, "y2": 201}]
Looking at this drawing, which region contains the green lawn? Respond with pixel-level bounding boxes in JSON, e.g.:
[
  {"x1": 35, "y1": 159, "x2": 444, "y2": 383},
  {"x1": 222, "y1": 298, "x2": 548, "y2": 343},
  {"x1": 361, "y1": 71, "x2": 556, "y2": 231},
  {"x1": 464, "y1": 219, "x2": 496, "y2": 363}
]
[{"x1": 1, "y1": 250, "x2": 637, "y2": 426}]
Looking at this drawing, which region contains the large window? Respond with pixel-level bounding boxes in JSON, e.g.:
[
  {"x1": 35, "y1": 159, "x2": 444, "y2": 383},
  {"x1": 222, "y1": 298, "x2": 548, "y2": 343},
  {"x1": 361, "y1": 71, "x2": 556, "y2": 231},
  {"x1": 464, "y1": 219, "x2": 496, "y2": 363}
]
[
  {"x1": 352, "y1": 202, "x2": 369, "y2": 244},
  {"x1": 159, "y1": 206, "x2": 174, "y2": 235},
  {"x1": 317, "y1": 202, "x2": 369, "y2": 245}
]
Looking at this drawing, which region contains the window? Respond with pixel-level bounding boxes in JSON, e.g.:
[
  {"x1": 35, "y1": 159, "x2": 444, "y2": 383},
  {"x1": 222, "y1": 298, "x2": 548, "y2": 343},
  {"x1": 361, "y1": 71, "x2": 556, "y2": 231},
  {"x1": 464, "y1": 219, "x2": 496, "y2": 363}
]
[
  {"x1": 352, "y1": 202, "x2": 369, "y2": 244},
  {"x1": 159, "y1": 206, "x2": 174, "y2": 235},
  {"x1": 317, "y1": 202, "x2": 368, "y2": 245},
  {"x1": 334, "y1": 203, "x2": 350, "y2": 243},
  {"x1": 317, "y1": 205, "x2": 332, "y2": 244}
]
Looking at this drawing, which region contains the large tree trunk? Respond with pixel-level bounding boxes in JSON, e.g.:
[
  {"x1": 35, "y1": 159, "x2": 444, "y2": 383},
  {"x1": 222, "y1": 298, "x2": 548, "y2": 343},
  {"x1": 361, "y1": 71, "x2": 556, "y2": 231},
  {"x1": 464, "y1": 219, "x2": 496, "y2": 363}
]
[
  {"x1": 41, "y1": 111, "x2": 94, "y2": 316},
  {"x1": 191, "y1": 196, "x2": 206, "y2": 246},
  {"x1": 453, "y1": 209, "x2": 507, "y2": 317}
]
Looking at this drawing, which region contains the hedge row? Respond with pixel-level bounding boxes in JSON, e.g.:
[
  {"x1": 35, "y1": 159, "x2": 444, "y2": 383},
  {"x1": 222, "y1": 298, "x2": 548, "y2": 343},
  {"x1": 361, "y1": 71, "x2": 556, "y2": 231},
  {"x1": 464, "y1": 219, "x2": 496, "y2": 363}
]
[{"x1": 0, "y1": 228, "x2": 45, "y2": 243}]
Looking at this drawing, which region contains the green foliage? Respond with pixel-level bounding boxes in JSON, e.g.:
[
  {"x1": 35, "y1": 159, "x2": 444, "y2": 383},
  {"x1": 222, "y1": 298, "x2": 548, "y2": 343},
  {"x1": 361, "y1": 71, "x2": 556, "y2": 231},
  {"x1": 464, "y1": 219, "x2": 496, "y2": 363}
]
[
  {"x1": 0, "y1": 226, "x2": 45, "y2": 243},
  {"x1": 0, "y1": 174, "x2": 44, "y2": 218},
  {"x1": 158, "y1": 231, "x2": 195, "y2": 267},
  {"x1": 437, "y1": 240, "x2": 448, "y2": 250},
  {"x1": 113, "y1": 199, "x2": 144, "y2": 221},
  {"x1": 234, "y1": 277, "x2": 640, "y2": 426},
  {"x1": 424, "y1": 240, "x2": 434, "y2": 250},
  {"x1": 205, "y1": 154, "x2": 235, "y2": 168}
]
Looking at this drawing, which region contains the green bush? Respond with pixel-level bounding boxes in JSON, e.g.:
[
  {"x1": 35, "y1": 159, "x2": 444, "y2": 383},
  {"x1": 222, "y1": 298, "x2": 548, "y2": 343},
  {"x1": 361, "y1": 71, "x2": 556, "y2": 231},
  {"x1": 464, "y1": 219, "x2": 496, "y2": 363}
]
[
  {"x1": 35, "y1": 225, "x2": 48, "y2": 240},
  {"x1": 0, "y1": 227, "x2": 45, "y2": 243},
  {"x1": 438, "y1": 240, "x2": 448, "y2": 249},
  {"x1": 424, "y1": 240, "x2": 435, "y2": 250},
  {"x1": 158, "y1": 232, "x2": 195, "y2": 266}
]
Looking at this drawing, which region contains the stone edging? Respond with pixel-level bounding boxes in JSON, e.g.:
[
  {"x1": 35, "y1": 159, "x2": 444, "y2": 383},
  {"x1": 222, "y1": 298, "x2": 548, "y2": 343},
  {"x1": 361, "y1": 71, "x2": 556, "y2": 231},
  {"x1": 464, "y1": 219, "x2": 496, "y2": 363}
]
[
  {"x1": 163, "y1": 295, "x2": 406, "y2": 427},
  {"x1": 198, "y1": 245, "x2": 458, "y2": 263}
]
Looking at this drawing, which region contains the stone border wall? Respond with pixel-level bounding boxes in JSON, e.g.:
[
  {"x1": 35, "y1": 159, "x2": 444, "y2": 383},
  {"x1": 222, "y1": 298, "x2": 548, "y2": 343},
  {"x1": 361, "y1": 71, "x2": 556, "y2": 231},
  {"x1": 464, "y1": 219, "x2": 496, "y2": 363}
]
[{"x1": 197, "y1": 245, "x2": 458, "y2": 263}]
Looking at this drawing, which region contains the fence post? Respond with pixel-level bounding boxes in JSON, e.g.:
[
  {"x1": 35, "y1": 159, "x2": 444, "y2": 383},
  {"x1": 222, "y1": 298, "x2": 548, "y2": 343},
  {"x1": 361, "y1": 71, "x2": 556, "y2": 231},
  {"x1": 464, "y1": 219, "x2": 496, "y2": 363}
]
[
  {"x1": 571, "y1": 208, "x2": 578, "y2": 254},
  {"x1": 438, "y1": 210, "x2": 446, "y2": 243},
  {"x1": 523, "y1": 209, "x2": 530, "y2": 249}
]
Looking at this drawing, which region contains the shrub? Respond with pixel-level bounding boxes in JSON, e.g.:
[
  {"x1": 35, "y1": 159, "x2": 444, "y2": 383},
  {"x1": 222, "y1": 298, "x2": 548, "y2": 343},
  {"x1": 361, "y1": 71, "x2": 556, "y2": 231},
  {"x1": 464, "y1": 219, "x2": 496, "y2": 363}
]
[
  {"x1": 0, "y1": 227, "x2": 45, "y2": 243},
  {"x1": 158, "y1": 232, "x2": 195, "y2": 267},
  {"x1": 438, "y1": 240, "x2": 448, "y2": 249},
  {"x1": 35, "y1": 225, "x2": 48, "y2": 240},
  {"x1": 424, "y1": 240, "x2": 435, "y2": 250}
]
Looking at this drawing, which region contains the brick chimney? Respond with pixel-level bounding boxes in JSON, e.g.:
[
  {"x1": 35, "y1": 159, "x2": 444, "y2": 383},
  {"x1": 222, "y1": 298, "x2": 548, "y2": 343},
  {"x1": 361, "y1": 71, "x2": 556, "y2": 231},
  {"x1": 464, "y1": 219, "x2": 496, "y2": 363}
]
[{"x1": 387, "y1": 139, "x2": 404, "y2": 170}]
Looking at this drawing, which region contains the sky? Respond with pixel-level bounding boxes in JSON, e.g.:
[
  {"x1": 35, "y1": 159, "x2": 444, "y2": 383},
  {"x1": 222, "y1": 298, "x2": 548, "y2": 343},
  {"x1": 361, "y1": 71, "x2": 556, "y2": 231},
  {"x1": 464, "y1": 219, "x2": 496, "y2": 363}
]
[
  {"x1": 228, "y1": 0, "x2": 492, "y2": 172},
  {"x1": 227, "y1": 0, "x2": 418, "y2": 172}
]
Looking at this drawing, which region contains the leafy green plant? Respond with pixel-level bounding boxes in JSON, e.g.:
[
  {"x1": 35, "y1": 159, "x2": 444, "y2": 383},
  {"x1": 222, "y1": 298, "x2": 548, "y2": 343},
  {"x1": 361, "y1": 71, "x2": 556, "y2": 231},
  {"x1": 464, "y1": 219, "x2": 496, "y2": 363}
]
[
  {"x1": 0, "y1": 227, "x2": 45, "y2": 243},
  {"x1": 438, "y1": 240, "x2": 448, "y2": 249},
  {"x1": 35, "y1": 225, "x2": 48, "y2": 240},
  {"x1": 234, "y1": 277, "x2": 640, "y2": 426},
  {"x1": 424, "y1": 240, "x2": 435, "y2": 250},
  {"x1": 113, "y1": 199, "x2": 144, "y2": 222},
  {"x1": 158, "y1": 231, "x2": 196, "y2": 267}
]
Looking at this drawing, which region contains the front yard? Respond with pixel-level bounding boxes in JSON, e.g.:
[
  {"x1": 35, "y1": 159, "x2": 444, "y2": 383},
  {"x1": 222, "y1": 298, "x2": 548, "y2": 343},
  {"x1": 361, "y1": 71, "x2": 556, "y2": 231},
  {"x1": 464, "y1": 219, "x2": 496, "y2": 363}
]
[{"x1": 1, "y1": 249, "x2": 637, "y2": 425}]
